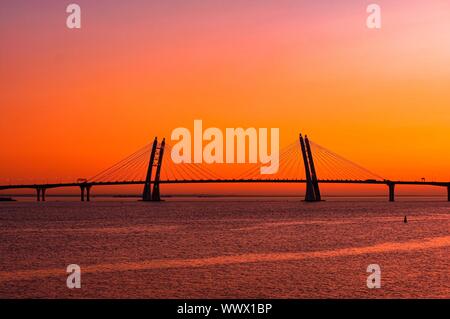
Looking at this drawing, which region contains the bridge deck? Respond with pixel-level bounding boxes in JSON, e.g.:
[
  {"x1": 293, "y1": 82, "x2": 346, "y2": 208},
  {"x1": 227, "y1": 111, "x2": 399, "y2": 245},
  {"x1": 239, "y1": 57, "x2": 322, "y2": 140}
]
[{"x1": 0, "y1": 179, "x2": 448, "y2": 191}]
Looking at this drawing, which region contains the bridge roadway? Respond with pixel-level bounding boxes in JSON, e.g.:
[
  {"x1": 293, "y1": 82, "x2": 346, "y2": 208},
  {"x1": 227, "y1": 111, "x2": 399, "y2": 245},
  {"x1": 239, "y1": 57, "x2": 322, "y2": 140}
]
[{"x1": 1, "y1": 179, "x2": 449, "y2": 202}]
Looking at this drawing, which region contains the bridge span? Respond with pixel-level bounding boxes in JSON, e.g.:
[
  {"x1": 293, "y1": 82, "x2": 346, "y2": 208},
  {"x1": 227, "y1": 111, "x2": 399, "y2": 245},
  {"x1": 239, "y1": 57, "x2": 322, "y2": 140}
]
[
  {"x1": 0, "y1": 179, "x2": 449, "y2": 202},
  {"x1": 1, "y1": 134, "x2": 449, "y2": 202}
]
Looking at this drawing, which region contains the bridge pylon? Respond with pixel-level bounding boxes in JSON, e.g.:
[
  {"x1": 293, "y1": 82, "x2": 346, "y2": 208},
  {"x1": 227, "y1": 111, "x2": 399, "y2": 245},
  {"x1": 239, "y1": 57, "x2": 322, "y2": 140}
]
[
  {"x1": 305, "y1": 135, "x2": 321, "y2": 201},
  {"x1": 142, "y1": 137, "x2": 158, "y2": 201},
  {"x1": 151, "y1": 138, "x2": 166, "y2": 201},
  {"x1": 142, "y1": 137, "x2": 166, "y2": 202},
  {"x1": 299, "y1": 134, "x2": 321, "y2": 202}
]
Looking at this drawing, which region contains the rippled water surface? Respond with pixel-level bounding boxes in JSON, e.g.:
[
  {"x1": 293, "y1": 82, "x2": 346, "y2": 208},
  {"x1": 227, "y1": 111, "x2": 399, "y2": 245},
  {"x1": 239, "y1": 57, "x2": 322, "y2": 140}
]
[{"x1": 0, "y1": 198, "x2": 449, "y2": 298}]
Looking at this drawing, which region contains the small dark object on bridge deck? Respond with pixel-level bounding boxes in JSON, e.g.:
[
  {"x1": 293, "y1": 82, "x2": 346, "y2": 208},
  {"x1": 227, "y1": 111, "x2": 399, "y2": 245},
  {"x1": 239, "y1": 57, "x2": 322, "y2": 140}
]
[
  {"x1": 0, "y1": 197, "x2": 15, "y2": 202},
  {"x1": 404, "y1": 216, "x2": 408, "y2": 223}
]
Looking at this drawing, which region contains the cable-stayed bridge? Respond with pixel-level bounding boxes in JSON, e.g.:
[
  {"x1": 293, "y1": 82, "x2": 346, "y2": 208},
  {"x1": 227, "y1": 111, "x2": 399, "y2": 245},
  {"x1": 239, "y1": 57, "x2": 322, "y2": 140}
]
[{"x1": 0, "y1": 134, "x2": 449, "y2": 202}]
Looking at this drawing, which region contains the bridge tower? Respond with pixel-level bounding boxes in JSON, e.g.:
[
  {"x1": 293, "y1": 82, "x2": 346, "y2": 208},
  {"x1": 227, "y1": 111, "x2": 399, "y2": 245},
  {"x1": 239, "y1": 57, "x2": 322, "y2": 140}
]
[
  {"x1": 142, "y1": 137, "x2": 166, "y2": 202},
  {"x1": 305, "y1": 135, "x2": 321, "y2": 201},
  {"x1": 151, "y1": 138, "x2": 165, "y2": 201},
  {"x1": 142, "y1": 137, "x2": 158, "y2": 201},
  {"x1": 299, "y1": 134, "x2": 321, "y2": 202}
]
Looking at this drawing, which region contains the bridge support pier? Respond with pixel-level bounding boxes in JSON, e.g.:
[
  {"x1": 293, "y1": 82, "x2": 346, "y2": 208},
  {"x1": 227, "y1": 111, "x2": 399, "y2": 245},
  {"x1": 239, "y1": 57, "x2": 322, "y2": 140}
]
[
  {"x1": 80, "y1": 185, "x2": 85, "y2": 202},
  {"x1": 36, "y1": 188, "x2": 46, "y2": 201},
  {"x1": 447, "y1": 185, "x2": 450, "y2": 202},
  {"x1": 388, "y1": 183, "x2": 395, "y2": 202},
  {"x1": 79, "y1": 184, "x2": 92, "y2": 202},
  {"x1": 86, "y1": 185, "x2": 91, "y2": 202}
]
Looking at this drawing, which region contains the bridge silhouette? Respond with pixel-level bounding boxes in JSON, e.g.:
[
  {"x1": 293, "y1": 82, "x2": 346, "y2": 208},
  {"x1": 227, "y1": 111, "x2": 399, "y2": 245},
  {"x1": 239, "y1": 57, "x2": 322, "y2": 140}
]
[{"x1": 1, "y1": 134, "x2": 449, "y2": 202}]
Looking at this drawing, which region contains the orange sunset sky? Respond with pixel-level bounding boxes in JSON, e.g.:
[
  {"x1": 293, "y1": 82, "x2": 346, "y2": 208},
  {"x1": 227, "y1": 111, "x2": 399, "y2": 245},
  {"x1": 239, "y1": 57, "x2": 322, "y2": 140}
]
[{"x1": 0, "y1": 0, "x2": 449, "y2": 196}]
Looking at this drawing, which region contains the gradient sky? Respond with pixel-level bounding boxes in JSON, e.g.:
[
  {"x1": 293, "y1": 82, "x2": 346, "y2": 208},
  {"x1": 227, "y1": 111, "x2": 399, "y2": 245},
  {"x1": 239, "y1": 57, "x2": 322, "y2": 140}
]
[{"x1": 0, "y1": 0, "x2": 449, "y2": 195}]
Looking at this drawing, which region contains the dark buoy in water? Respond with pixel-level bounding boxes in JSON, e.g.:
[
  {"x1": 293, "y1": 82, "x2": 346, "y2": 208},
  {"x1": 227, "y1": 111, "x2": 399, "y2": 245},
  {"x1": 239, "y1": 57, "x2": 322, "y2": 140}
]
[{"x1": 404, "y1": 216, "x2": 408, "y2": 223}]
